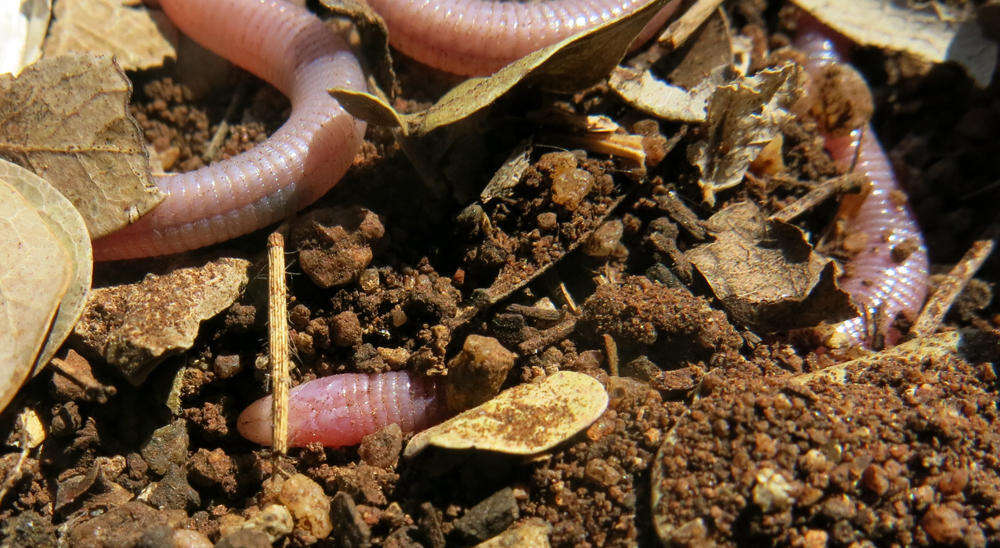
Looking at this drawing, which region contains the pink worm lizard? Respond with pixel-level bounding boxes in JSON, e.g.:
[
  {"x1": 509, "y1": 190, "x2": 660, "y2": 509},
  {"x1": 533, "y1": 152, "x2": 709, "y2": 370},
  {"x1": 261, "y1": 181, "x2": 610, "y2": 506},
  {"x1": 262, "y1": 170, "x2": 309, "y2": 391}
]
[
  {"x1": 92, "y1": 0, "x2": 680, "y2": 260},
  {"x1": 122, "y1": 0, "x2": 923, "y2": 445},
  {"x1": 794, "y1": 20, "x2": 929, "y2": 346}
]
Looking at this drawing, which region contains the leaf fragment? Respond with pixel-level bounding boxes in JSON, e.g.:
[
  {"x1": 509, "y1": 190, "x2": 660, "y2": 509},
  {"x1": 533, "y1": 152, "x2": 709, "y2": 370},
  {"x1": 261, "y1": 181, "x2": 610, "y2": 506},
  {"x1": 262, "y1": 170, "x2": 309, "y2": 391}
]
[
  {"x1": 404, "y1": 371, "x2": 609, "y2": 458},
  {"x1": 0, "y1": 178, "x2": 71, "y2": 413},
  {"x1": 0, "y1": 53, "x2": 164, "y2": 238},
  {"x1": 685, "y1": 201, "x2": 856, "y2": 332},
  {"x1": 793, "y1": 0, "x2": 998, "y2": 87},
  {"x1": 0, "y1": 0, "x2": 51, "y2": 76},
  {"x1": 0, "y1": 159, "x2": 91, "y2": 373},
  {"x1": 43, "y1": 0, "x2": 177, "y2": 71},
  {"x1": 686, "y1": 63, "x2": 802, "y2": 207}
]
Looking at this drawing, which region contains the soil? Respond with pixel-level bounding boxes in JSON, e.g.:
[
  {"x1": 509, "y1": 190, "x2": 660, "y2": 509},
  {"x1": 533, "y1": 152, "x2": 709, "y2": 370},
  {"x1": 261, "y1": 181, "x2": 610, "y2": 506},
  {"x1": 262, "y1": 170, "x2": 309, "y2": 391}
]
[{"x1": 2, "y1": 1, "x2": 999, "y2": 547}]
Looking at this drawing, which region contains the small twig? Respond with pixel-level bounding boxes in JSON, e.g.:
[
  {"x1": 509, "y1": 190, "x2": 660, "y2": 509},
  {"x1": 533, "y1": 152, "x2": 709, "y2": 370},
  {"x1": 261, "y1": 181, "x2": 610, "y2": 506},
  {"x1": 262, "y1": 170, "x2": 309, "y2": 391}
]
[
  {"x1": 769, "y1": 174, "x2": 865, "y2": 223},
  {"x1": 203, "y1": 79, "x2": 250, "y2": 162},
  {"x1": 602, "y1": 334, "x2": 619, "y2": 376},
  {"x1": 506, "y1": 304, "x2": 563, "y2": 322},
  {"x1": 910, "y1": 239, "x2": 995, "y2": 338},
  {"x1": 518, "y1": 317, "x2": 578, "y2": 355},
  {"x1": 656, "y1": 0, "x2": 725, "y2": 49},
  {"x1": 268, "y1": 232, "x2": 290, "y2": 456},
  {"x1": 654, "y1": 191, "x2": 706, "y2": 241},
  {"x1": 559, "y1": 282, "x2": 580, "y2": 316},
  {"x1": 0, "y1": 410, "x2": 44, "y2": 507}
]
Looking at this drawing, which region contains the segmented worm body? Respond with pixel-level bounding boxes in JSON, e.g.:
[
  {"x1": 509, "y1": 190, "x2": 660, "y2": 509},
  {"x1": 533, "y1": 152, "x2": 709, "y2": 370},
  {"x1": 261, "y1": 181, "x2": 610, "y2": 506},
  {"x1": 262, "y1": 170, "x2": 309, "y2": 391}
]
[
  {"x1": 92, "y1": 0, "x2": 367, "y2": 260},
  {"x1": 795, "y1": 25, "x2": 929, "y2": 345},
  {"x1": 367, "y1": 0, "x2": 682, "y2": 75},
  {"x1": 237, "y1": 371, "x2": 445, "y2": 447},
  {"x1": 93, "y1": 0, "x2": 680, "y2": 260}
]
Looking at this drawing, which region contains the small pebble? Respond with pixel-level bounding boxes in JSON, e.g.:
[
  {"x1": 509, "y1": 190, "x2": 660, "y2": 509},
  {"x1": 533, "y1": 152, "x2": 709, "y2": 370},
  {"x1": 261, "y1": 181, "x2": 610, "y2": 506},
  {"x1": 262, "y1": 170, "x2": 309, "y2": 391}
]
[
  {"x1": 583, "y1": 220, "x2": 624, "y2": 258},
  {"x1": 331, "y1": 311, "x2": 363, "y2": 347},
  {"x1": 452, "y1": 488, "x2": 519, "y2": 543},
  {"x1": 268, "y1": 473, "x2": 333, "y2": 540},
  {"x1": 245, "y1": 504, "x2": 294, "y2": 543},
  {"x1": 921, "y1": 504, "x2": 965, "y2": 544},
  {"x1": 330, "y1": 492, "x2": 372, "y2": 548}
]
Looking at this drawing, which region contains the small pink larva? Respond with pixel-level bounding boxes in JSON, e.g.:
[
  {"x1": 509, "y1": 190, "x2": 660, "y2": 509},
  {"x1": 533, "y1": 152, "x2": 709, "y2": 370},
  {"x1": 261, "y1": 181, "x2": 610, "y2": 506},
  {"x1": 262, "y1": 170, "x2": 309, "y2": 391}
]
[
  {"x1": 794, "y1": 21, "x2": 930, "y2": 346},
  {"x1": 237, "y1": 371, "x2": 446, "y2": 447}
]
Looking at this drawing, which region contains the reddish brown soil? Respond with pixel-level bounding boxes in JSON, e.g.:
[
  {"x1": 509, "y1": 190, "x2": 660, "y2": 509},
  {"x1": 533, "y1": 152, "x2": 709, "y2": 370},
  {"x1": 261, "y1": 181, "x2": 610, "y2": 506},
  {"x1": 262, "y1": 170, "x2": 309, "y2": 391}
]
[{"x1": 2, "y1": 1, "x2": 999, "y2": 547}]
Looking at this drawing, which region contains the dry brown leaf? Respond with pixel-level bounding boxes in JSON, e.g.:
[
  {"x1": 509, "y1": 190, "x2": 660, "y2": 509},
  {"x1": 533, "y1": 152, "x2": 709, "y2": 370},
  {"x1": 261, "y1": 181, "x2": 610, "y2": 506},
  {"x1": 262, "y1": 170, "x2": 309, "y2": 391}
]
[
  {"x1": 686, "y1": 63, "x2": 801, "y2": 207},
  {"x1": 793, "y1": 0, "x2": 998, "y2": 87},
  {"x1": 480, "y1": 143, "x2": 532, "y2": 204},
  {"x1": 0, "y1": 178, "x2": 71, "y2": 413},
  {"x1": 0, "y1": 0, "x2": 51, "y2": 76},
  {"x1": 73, "y1": 257, "x2": 251, "y2": 385},
  {"x1": 0, "y1": 53, "x2": 164, "y2": 238},
  {"x1": 318, "y1": 0, "x2": 399, "y2": 99},
  {"x1": 331, "y1": 0, "x2": 678, "y2": 136},
  {"x1": 609, "y1": 67, "x2": 712, "y2": 123},
  {"x1": 404, "y1": 371, "x2": 608, "y2": 458},
  {"x1": 0, "y1": 159, "x2": 91, "y2": 374},
  {"x1": 44, "y1": 0, "x2": 177, "y2": 71},
  {"x1": 686, "y1": 201, "x2": 856, "y2": 332}
]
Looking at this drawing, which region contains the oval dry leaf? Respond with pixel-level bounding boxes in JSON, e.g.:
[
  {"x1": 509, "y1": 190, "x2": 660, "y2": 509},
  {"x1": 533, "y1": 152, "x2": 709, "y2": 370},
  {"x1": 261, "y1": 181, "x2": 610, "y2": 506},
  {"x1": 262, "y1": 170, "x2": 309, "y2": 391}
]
[
  {"x1": 405, "y1": 371, "x2": 609, "y2": 458},
  {"x1": 0, "y1": 159, "x2": 92, "y2": 373},
  {"x1": 0, "y1": 179, "x2": 72, "y2": 413}
]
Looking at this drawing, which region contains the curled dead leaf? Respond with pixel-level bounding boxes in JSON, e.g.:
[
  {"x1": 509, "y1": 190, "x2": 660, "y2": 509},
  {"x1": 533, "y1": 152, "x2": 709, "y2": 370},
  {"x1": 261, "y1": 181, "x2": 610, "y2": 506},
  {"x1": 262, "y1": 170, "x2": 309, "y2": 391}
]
[
  {"x1": 686, "y1": 201, "x2": 856, "y2": 332},
  {"x1": 686, "y1": 63, "x2": 802, "y2": 206},
  {"x1": 0, "y1": 159, "x2": 92, "y2": 374},
  {"x1": 0, "y1": 0, "x2": 51, "y2": 76},
  {"x1": 793, "y1": 0, "x2": 998, "y2": 87}
]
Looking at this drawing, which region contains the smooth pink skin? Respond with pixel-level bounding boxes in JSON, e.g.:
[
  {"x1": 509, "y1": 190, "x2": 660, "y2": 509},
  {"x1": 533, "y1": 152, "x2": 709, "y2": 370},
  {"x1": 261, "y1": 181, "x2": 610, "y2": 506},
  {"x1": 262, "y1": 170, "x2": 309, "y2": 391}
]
[
  {"x1": 238, "y1": 371, "x2": 445, "y2": 447},
  {"x1": 368, "y1": 0, "x2": 682, "y2": 75},
  {"x1": 92, "y1": 0, "x2": 368, "y2": 260},
  {"x1": 796, "y1": 27, "x2": 930, "y2": 345}
]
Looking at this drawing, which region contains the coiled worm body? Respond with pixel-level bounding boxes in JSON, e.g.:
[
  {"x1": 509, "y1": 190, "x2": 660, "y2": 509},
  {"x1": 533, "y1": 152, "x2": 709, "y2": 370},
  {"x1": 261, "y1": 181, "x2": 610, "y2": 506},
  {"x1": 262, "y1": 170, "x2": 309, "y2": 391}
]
[
  {"x1": 92, "y1": 0, "x2": 368, "y2": 260},
  {"x1": 93, "y1": 0, "x2": 680, "y2": 259},
  {"x1": 795, "y1": 26, "x2": 930, "y2": 345},
  {"x1": 237, "y1": 371, "x2": 445, "y2": 447}
]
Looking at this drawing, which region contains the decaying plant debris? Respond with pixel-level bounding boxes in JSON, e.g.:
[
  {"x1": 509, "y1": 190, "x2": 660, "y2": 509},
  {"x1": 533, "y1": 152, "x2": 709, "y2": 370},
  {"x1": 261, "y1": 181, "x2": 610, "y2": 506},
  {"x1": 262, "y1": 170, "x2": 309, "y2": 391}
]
[{"x1": 1, "y1": 0, "x2": 999, "y2": 546}]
